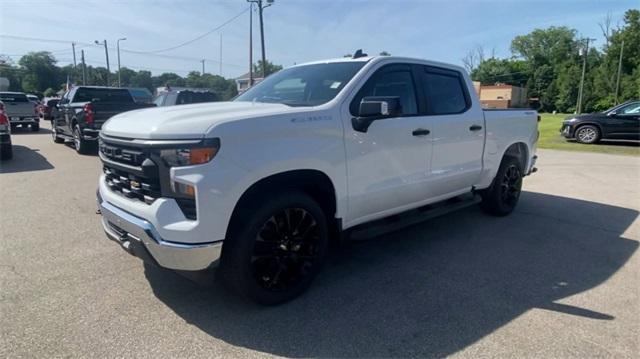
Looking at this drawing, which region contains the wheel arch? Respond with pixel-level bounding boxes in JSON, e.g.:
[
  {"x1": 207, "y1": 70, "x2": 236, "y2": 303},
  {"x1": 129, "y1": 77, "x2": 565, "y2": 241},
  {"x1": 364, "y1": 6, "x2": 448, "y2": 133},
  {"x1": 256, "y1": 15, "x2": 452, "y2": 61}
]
[
  {"x1": 225, "y1": 169, "x2": 340, "y2": 239},
  {"x1": 502, "y1": 141, "x2": 529, "y2": 172},
  {"x1": 573, "y1": 122, "x2": 603, "y2": 138}
]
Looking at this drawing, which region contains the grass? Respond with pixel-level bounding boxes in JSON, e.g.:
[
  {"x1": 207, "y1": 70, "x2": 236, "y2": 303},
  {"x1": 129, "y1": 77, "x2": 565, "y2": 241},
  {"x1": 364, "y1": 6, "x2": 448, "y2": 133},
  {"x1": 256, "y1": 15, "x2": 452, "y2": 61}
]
[{"x1": 537, "y1": 113, "x2": 640, "y2": 156}]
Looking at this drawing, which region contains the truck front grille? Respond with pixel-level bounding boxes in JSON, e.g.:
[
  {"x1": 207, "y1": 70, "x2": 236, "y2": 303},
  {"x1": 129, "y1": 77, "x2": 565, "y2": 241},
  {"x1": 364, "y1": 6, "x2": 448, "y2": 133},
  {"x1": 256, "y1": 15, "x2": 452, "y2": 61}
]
[{"x1": 99, "y1": 137, "x2": 197, "y2": 220}]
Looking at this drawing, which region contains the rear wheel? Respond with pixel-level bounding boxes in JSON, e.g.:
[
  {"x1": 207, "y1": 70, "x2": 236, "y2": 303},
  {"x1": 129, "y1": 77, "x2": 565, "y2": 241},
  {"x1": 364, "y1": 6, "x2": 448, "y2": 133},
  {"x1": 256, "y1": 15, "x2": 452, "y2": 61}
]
[
  {"x1": 575, "y1": 125, "x2": 600, "y2": 144},
  {"x1": 221, "y1": 191, "x2": 329, "y2": 305},
  {"x1": 52, "y1": 125, "x2": 64, "y2": 143},
  {"x1": 73, "y1": 125, "x2": 92, "y2": 154},
  {"x1": 480, "y1": 156, "x2": 523, "y2": 216}
]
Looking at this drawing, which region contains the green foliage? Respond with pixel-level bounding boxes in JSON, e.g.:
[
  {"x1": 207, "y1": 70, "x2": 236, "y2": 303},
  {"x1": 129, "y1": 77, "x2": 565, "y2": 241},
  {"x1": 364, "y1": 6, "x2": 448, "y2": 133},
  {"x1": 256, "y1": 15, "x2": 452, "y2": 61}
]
[
  {"x1": 0, "y1": 51, "x2": 248, "y2": 102},
  {"x1": 43, "y1": 88, "x2": 57, "y2": 97},
  {"x1": 252, "y1": 60, "x2": 283, "y2": 77},
  {"x1": 472, "y1": 9, "x2": 639, "y2": 113}
]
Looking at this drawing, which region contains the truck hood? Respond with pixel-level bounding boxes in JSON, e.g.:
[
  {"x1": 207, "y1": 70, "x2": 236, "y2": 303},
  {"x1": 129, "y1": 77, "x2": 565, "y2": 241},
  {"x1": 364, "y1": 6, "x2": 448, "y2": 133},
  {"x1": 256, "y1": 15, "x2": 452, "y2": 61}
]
[{"x1": 101, "y1": 101, "x2": 298, "y2": 139}]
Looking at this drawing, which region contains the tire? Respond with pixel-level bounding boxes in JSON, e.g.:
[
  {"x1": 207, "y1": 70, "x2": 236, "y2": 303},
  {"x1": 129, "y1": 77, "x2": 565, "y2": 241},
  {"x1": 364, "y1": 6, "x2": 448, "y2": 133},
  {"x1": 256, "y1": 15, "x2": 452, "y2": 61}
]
[
  {"x1": 480, "y1": 156, "x2": 523, "y2": 216},
  {"x1": 0, "y1": 144, "x2": 12, "y2": 160},
  {"x1": 52, "y1": 125, "x2": 64, "y2": 143},
  {"x1": 220, "y1": 191, "x2": 329, "y2": 305},
  {"x1": 575, "y1": 125, "x2": 600, "y2": 144},
  {"x1": 73, "y1": 125, "x2": 91, "y2": 154},
  {"x1": 30, "y1": 123, "x2": 40, "y2": 132}
]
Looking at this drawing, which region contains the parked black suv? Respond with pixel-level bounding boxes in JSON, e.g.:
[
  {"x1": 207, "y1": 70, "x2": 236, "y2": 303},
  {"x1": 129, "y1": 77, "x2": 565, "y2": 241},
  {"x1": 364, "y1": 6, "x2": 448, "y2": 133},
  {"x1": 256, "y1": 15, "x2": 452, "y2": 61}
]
[
  {"x1": 52, "y1": 86, "x2": 155, "y2": 154},
  {"x1": 560, "y1": 100, "x2": 640, "y2": 144}
]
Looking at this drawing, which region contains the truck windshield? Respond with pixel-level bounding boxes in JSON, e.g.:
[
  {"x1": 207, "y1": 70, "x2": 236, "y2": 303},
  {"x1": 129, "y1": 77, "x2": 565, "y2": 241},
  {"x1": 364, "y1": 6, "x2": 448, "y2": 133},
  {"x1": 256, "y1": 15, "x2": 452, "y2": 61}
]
[
  {"x1": 234, "y1": 62, "x2": 365, "y2": 107},
  {"x1": 73, "y1": 88, "x2": 134, "y2": 103}
]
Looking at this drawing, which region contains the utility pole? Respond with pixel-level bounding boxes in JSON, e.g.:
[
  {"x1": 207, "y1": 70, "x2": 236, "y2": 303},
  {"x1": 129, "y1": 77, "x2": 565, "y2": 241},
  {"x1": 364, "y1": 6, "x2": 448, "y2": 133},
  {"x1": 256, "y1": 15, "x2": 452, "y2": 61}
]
[
  {"x1": 81, "y1": 50, "x2": 86, "y2": 85},
  {"x1": 248, "y1": 2, "x2": 254, "y2": 87},
  {"x1": 95, "y1": 39, "x2": 110, "y2": 86},
  {"x1": 248, "y1": 0, "x2": 274, "y2": 79},
  {"x1": 71, "y1": 42, "x2": 77, "y2": 68},
  {"x1": 576, "y1": 38, "x2": 595, "y2": 114},
  {"x1": 614, "y1": 39, "x2": 624, "y2": 105},
  {"x1": 219, "y1": 33, "x2": 223, "y2": 77},
  {"x1": 201, "y1": 59, "x2": 205, "y2": 75},
  {"x1": 117, "y1": 38, "x2": 126, "y2": 87}
]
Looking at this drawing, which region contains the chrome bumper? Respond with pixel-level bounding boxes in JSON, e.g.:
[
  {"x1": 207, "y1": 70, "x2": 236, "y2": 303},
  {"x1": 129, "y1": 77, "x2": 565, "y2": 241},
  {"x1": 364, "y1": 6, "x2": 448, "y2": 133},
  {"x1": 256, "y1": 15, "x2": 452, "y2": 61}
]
[{"x1": 97, "y1": 197, "x2": 223, "y2": 271}]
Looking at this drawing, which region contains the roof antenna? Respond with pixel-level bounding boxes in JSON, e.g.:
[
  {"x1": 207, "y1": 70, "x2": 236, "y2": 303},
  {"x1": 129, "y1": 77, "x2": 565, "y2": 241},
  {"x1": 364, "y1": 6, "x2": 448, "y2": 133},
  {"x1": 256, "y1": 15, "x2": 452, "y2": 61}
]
[{"x1": 352, "y1": 49, "x2": 368, "y2": 59}]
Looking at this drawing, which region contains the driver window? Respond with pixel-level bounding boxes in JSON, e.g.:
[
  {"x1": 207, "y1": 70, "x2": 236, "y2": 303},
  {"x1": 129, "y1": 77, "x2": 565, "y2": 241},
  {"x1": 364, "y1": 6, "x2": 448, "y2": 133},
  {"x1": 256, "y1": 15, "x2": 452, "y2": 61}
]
[
  {"x1": 350, "y1": 65, "x2": 418, "y2": 116},
  {"x1": 620, "y1": 102, "x2": 640, "y2": 115}
]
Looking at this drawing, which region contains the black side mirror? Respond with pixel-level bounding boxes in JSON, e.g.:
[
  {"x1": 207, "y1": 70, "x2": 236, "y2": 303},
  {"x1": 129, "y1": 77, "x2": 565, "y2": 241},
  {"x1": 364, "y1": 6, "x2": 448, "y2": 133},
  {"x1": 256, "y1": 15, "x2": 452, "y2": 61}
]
[
  {"x1": 352, "y1": 96, "x2": 402, "y2": 132},
  {"x1": 607, "y1": 110, "x2": 617, "y2": 117}
]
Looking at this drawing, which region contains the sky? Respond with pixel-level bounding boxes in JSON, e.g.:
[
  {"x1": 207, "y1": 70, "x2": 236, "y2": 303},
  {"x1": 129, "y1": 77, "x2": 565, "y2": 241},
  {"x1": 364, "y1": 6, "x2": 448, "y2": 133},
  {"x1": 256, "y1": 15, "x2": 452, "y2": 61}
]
[{"x1": 0, "y1": 0, "x2": 637, "y2": 79}]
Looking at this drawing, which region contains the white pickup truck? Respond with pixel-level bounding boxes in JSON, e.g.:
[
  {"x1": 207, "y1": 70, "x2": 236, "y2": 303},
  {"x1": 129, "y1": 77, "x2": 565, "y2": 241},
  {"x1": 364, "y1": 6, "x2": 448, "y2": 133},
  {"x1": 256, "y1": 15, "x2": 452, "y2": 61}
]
[{"x1": 97, "y1": 54, "x2": 538, "y2": 304}]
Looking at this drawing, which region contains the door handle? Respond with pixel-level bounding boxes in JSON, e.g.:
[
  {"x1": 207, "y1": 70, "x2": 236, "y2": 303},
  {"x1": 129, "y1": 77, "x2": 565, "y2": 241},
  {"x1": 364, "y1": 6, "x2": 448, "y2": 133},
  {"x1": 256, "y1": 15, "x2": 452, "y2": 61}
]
[
  {"x1": 469, "y1": 124, "x2": 483, "y2": 131},
  {"x1": 412, "y1": 128, "x2": 430, "y2": 137}
]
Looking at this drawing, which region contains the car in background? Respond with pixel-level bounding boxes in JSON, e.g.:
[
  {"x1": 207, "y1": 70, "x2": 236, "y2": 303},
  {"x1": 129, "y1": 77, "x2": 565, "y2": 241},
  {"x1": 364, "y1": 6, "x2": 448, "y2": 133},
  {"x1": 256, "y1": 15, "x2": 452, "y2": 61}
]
[
  {"x1": 127, "y1": 87, "x2": 153, "y2": 104},
  {"x1": 39, "y1": 97, "x2": 60, "y2": 121},
  {"x1": 27, "y1": 94, "x2": 40, "y2": 104},
  {"x1": 153, "y1": 88, "x2": 217, "y2": 107},
  {"x1": 0, "y1": 92, "x2": 40, "y2": 131},
  {"x1": 0, "y1": 101, "x2": 12, "y2": 160},
  {"x1": 561, "y1": 100, "x2": 640, "y2": 144},
  {"x1": 52, "y1": 86, "x2": 155, "y2": 154}
]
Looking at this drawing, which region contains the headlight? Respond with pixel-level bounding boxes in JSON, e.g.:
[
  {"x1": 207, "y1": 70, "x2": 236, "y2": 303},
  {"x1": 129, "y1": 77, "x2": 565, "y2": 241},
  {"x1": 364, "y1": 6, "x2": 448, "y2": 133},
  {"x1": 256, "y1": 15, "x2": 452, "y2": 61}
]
[
  {"x1": 565, "y1": 118, "x2": 578, "y2": 123},
  {"x1": 159, "y1": 139, "x2": 220, "y2": 167}
]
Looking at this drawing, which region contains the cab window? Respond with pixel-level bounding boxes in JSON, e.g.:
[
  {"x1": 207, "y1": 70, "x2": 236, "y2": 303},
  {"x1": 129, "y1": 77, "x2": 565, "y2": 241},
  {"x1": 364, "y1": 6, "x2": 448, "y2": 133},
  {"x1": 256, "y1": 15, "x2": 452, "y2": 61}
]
[{"x1": 350, "y1": 64, "x2": 418, "y2": 116}]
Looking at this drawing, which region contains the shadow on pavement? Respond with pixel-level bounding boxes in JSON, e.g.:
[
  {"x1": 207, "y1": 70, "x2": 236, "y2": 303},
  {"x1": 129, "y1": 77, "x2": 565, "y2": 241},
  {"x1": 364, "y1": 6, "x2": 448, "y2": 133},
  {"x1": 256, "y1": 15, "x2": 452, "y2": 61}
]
[
  {"x1": 0, "y1": 145, "x2": 54, "y2": 174},
  {"x1": 144, "y1": 191, "x2": 638, "y2": 357},
  {"x1": 599, "y1": 139, "x2": 640, "y2": 147}
]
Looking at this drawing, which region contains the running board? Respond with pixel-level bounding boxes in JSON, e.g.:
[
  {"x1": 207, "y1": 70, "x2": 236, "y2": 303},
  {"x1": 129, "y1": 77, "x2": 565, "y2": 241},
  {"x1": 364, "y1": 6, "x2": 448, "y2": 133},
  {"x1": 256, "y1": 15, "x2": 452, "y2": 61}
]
[{"x1": 347, "y1": 193, "x2": 481, "y2": 240}]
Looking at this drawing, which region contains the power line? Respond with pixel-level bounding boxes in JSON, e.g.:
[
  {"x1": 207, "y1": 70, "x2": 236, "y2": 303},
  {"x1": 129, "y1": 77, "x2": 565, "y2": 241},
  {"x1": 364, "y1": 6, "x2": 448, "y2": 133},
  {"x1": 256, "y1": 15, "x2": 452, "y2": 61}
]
[{"x1": 128, "y1": 7, "x2": 249, "y2": 54}]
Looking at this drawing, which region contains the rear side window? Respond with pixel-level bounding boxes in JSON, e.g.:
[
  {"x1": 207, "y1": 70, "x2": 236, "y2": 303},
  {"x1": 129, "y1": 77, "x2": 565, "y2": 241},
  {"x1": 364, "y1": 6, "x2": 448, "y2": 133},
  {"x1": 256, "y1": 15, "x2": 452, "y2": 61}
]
[
  {"x1": 422, "y1": 67, "x2": 469, "y2": 115},
  {"x1": 0, "y1": 93, "x2": 29, "y2": 103},
  {"x1": 73, "y1": 88, "x2": 133, "y2": 103},
  {"x1": 350, "y1": 65, "x2": 418, "y2": 116}
]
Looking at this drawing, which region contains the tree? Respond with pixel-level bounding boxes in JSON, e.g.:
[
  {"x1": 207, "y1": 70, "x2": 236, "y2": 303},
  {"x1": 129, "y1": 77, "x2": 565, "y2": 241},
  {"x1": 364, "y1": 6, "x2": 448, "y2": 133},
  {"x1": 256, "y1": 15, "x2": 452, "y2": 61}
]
[
  {"x1": 18, "y1": 52, "x2": 59, "y2": 94},
  {"x1": 253, "y1": 60, "x2": 282, "y2": 77},
  {"x1": 43, "y1": 88, "x2": 57, "y2": 97}
]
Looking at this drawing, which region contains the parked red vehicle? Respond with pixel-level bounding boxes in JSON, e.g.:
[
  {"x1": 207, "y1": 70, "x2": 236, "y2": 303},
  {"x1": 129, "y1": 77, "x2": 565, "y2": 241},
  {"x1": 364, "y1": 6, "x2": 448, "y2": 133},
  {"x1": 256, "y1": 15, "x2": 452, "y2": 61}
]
[
  {"x1": 0, "y1": 101, "x2": 13, "y2": 160},
  {"x1": 39, "y1": 98, "x2": 60, "y2": 121}
]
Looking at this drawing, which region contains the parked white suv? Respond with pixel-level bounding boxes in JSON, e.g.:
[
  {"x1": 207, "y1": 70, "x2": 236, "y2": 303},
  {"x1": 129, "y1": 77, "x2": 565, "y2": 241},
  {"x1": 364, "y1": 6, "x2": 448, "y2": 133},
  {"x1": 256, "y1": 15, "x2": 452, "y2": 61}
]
[{"x1": 97, "y1": 54, "x2": 538, "y2": 304}]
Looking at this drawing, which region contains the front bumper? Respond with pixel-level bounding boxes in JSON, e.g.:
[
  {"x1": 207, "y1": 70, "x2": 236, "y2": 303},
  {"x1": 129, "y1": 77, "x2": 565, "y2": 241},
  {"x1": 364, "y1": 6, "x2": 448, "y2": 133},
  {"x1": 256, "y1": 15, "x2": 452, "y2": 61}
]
[
  {"x1": 560, "y1": 124, "x2": 574, "y2": 138},
  {"x1": 97, "y1": 193, "x2": 224, "y2": 271},
  {"x1": 83, "y1": 128, "x2": 100, "y2": 140}
]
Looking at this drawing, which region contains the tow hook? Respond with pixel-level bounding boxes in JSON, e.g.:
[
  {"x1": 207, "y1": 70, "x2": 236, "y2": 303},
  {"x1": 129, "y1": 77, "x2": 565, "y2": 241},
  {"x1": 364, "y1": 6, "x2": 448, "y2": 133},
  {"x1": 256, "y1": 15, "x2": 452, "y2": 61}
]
[{"x1": 95, "y1": 209, "x2": 101, "y2": 214}]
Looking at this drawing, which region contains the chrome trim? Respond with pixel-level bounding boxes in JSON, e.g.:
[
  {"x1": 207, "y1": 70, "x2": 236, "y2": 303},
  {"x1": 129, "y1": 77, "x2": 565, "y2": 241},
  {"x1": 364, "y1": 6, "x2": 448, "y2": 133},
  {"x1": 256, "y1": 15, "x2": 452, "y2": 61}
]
[
  {"x1": 100, "y1": 133, "x2": 204, "y2": 147},
  {"x1": 98, "y1": 198, "x2": 223, "y2": 271}
]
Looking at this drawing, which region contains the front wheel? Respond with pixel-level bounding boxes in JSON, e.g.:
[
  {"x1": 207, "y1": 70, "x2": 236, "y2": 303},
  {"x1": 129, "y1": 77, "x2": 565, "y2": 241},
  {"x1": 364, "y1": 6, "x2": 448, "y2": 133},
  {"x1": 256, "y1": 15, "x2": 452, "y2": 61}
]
[
  {"x1": 480, "y1": 156, "x2": 523, "y2": 216},
  {"x1": 575, "y1": 125, "x2": 600, "y2": 144},
  {"x1": 221, "y1": 191, "x2": 329, "y2": 305}
]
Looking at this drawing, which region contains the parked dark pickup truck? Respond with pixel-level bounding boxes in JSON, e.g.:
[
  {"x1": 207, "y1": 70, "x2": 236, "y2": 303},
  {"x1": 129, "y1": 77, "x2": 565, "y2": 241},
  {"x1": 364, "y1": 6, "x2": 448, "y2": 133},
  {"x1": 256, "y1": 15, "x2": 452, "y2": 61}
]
[{"x1": 52, "y1": 86, "x2": 155, "y2": 154}]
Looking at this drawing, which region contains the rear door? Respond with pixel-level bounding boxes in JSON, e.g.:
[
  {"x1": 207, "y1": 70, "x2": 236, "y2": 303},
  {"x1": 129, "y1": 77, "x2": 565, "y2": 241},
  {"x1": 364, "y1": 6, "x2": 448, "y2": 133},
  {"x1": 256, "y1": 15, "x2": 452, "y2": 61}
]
[{"x1": 421, "y1": 66, "x2": 485, "y2": 196}]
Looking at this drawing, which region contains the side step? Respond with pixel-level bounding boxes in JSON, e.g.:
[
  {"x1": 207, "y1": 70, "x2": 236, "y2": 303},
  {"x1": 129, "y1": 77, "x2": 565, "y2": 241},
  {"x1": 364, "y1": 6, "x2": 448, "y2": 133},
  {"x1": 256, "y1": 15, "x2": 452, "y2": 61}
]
[{"x1": 347, "y1": 193, "x2": 481, "y2": 241}]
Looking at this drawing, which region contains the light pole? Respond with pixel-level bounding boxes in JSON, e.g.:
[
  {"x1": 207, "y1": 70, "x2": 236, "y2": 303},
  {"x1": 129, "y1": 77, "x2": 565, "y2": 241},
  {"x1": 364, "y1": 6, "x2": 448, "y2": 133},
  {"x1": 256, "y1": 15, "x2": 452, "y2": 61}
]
[
  {"x1": 247, "y1": 0, "x2": 274, "y2": 79},
  {"x1": 117, "y1": 37, "x2": 126, "y2": 87},
  {"x1": 576, "y1": 38, "x2": 595, "y2": 114},
  {"x1": 94, "y1": 39, "x2": 110, "y2": 86}
]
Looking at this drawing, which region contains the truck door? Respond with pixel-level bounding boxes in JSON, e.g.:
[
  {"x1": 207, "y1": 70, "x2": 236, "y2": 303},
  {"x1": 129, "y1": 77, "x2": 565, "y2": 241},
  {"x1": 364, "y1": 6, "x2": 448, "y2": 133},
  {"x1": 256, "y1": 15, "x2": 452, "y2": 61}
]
[
  {"x1": 342, "y1": 63, "x2": 433, "y2": 223},
  {"x1": 420, "y1": 66, "x2": 484, "y2": 195}
]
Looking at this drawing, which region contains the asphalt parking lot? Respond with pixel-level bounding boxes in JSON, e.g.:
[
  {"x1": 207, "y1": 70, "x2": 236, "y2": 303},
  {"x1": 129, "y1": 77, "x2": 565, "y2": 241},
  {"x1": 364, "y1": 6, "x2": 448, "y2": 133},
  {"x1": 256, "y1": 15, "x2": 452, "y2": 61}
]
[{"x1": 1, "y1": 121, "x2": 639, "y2": 358}]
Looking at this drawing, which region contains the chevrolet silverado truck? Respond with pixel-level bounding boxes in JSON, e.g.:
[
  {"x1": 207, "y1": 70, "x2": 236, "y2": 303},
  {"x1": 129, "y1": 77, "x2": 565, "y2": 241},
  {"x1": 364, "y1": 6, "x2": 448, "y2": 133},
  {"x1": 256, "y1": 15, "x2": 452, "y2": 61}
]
[
  {"x1": 0, "y1": 92, "x2": 39, "y2": 131},
  {"x1": 97, "y1": 54, "x2": 538, "y2": 305},
  {"x1": 52, "y1": 86, "x2": 154, "y2": 154}
]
